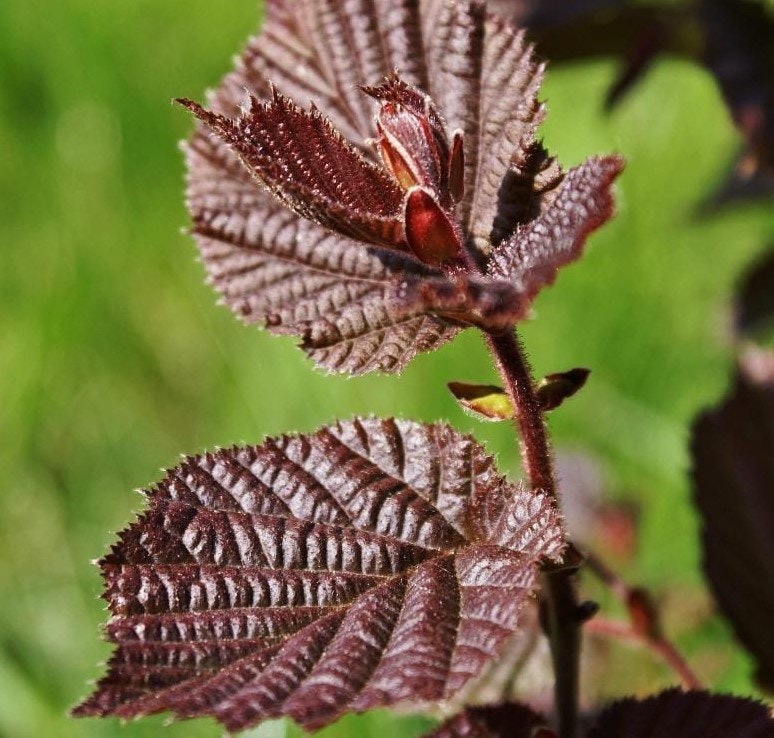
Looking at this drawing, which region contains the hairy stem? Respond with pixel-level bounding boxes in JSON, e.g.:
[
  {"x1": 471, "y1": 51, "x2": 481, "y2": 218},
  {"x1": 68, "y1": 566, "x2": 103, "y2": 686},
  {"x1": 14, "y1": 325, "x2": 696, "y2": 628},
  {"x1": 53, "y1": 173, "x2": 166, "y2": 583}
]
[
  {"x1": 485, "y1": 329, "x2": 581, "y2": 738},
  {"x1": 585, "y1": 552, "x2": 702, "y2": 690},
  {"x1": 486, "y1": 330, "x2": 554, "y2": 492}
]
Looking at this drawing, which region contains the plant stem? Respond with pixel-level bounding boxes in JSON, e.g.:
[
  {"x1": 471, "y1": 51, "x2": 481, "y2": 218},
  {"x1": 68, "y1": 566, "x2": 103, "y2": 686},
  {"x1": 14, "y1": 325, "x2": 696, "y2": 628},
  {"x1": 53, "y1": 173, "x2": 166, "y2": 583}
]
[
  {"x1": 486, "y1": 330, "x2": 554, "y2": 492},
  {"x1": 585, "y1": 552, "x2": 702, "y2": 690},
  {"x1": 584, "y1": 617, "x2": 702, "y2": 690},
  {"x1": 485, "y1": 329, "x2": 581, "y2": 738}
]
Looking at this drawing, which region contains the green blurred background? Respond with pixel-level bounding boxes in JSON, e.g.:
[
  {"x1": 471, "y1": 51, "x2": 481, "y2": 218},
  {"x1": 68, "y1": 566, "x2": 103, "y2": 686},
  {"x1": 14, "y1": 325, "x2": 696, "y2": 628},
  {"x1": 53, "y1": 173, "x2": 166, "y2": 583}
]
[{"x1": 1, "y1": 1, "x2": 772, "y2": 736}]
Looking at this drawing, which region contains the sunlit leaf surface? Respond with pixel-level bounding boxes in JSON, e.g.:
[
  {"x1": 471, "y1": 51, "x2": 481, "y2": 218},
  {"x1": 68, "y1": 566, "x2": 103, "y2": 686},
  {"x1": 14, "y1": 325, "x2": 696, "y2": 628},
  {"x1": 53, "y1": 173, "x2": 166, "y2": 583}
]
[
  {"x1": 74, "y1": 418, "x2": 564, "y2": 731},
  {"x1": 183, "y1": 0, "x2": 622, "y2": 375}
]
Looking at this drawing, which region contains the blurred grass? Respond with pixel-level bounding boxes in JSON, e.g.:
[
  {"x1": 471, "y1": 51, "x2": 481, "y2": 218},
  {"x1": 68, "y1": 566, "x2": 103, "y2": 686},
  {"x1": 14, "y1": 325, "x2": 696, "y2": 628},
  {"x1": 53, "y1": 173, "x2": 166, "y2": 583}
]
[{"x1": 0, "y1": 0, "x2": 772, "y2": 736}]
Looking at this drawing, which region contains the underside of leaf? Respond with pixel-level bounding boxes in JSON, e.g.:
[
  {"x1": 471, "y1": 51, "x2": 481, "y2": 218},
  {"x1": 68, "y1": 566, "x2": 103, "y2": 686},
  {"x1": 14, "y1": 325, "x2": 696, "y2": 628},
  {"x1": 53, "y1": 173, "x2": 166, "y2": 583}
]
[{"x1": 74, "y1": 418, "x2": 564, "y2": 732}]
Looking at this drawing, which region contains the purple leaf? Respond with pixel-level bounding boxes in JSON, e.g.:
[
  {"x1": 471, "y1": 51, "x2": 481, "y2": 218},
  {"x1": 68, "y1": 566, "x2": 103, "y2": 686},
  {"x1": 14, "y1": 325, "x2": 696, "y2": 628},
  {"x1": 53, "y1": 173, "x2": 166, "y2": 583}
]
[
  {"x1": 182, "y1": 1, "x2": 620, "y2": 374},
  {"x1": 186, "y1": 126, "x2": 458, "y2": 375},
  {"x1": 691, "y1": 360, "x2": 774, "y2": 690},
  {"x1": 424, "y1": 702, "x2": 549, "y2": 738},
  {"x1": 587, "y1": 688, "x2": 774, "y2": 737},
  {"x1": 488, "y1": 156, "x2": 624, "y2": 300},
  {"x1": 74, "y1": 418, "x2": 565, "y2": 731},
  {"x1": 178, "y1": 93, "x2": 405, "y2": 248}
]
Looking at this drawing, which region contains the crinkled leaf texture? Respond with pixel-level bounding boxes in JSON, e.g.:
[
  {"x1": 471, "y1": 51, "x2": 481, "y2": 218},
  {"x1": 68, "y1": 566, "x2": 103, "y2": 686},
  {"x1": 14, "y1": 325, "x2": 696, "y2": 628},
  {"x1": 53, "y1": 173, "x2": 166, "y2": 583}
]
[
  {"x1": 691, "y1": 362, "x2": 774, "y2": 690},
  {"x1": 587, "y1": 688, "x2": 774, "y2": 737},
  {"x1": 184, "y1": 0, "x2": 622, "y2": 375},
  {"x1": 74, "y1": 418, "x2": 564, "y2": 732}
]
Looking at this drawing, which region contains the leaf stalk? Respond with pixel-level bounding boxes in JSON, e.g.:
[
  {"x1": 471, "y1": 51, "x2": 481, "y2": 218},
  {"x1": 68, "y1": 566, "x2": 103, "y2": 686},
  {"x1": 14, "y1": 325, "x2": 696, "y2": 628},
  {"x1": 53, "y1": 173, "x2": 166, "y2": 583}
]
[{"x1": 485, "y1": 329, "x2": 581, "y2": 738}]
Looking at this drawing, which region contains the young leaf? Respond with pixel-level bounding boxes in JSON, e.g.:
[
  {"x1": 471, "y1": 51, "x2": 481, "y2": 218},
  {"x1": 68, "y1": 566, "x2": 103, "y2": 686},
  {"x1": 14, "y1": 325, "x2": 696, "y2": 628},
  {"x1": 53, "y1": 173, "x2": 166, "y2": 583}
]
[
  {"x1": 187, "y1": 128, "x2": 459, "y2": 375},
  {"x1": 448, "y1": 369, "x2": 589, "y2": 422},
  {"x1": 178, "y1": 93, "x2": 406, "y2": 248},
  {"x1": 690, "y1": 361, "x2": 774, "y2": 690},
  {"x1": 488, "y1": 156, "x2": 625, "y2": 299},
  {"x1": 587, "y1": 688, "x2": 774, "y2": 737},
  {"x1": 448, "y1": 382, "x2": 515, "y2": 422},
  {"x1": 74, "y1": 418, "x2": 565, "y2": 732},
  {"x1": 536, "y1": 368, "x2": 590, "y2": 411},
  {"x1": 183, "y1": 0, "x2": 623, "y2": 375},
  {"x1": 424, "y1": 702, "x2": 549, "y2": 738}
]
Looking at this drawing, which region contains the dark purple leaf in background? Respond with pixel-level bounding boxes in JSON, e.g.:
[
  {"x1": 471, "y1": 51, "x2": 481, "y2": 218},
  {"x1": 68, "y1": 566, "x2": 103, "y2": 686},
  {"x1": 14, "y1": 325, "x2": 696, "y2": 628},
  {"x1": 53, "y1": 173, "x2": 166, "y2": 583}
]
[
  {"x1": 424, "y1": 689, "x2": 774, "y2": 738},
  {"x1": 691, "y1": 360, "x2": 774, "y2": 691},
  {"x1": 424, "y1": 702, "x2": 549, "y2": 737},
  {"x1": 494, "y1": 0, "x2": 774, "y2": 204},
  {"x1": 496, "y1": 0, "x2": 627, "y2": 31},
  {"x1": 74, "y1": 418, "x2": 564, "y2": 731},
  {"x1": 700, "y1": 0, "x2": 774, "y2": 195},
  {"x1": 734, "y1": 248, "x2": 774, "y2": 343},
  {"x1": 587, "y1": 688, "x2": 774, "y2": 737}
]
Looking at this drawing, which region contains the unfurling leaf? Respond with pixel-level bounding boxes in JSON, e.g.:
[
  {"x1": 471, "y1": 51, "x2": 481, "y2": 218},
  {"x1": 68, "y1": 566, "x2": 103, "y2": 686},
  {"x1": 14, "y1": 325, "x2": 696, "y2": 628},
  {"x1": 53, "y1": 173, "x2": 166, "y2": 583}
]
[
  {"x1": 424, "y1": 702, "x2": 549, "y2": 738},
  {"x1": 624, "y1": 587, "x2": 661, "y2": 642},
  {"x1": 587, "y1": 688, "x2": 774, "y2": 737},
  {"x1": 74, "y1": 418, "x2": 565, "y2": 731},
  {"x1": 182, "y1": 0, "x2": 623, "y2": 375},
  {"x1": 691, "y1": 361, "x2": 774, "y2": 691},
  {"x1": 448, "y1": 382, "x2": 515, "y2": 422},
  {"x1": 448, "y1": 369, "x2": 589, "y2": 422},
  {"x1": 536, "y1": 368, "x2": 590, "y2": 411},
  {"x1": 177, "y1": 93, "x2": 406, "y2": 249},
  {"x1": 364, "y1": 75, "x2": 456, "y2": 204},
  {"x1": 488, "y1": 156, "x2": 625, "y2": 299}
]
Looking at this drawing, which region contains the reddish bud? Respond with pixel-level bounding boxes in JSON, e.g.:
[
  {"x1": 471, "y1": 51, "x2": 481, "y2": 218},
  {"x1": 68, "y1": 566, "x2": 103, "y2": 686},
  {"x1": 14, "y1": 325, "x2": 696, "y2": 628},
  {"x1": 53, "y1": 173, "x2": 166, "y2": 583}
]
[
  {"x1": 404, "y1": 187, "x2": 462, "y2": 265},
  {"x1": 375, "y1": 103, "x2": 445, "y2": 192},
  {"x1": 364, "y1": 76, "x2": 462, "y2": 208}
]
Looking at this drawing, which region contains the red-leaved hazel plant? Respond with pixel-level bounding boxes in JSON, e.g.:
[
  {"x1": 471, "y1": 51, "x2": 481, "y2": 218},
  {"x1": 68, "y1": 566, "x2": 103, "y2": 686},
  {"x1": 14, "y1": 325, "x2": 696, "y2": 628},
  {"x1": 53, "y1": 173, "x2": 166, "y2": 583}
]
[{"x1": 73, "y1": 1, "x2": 774, "y2": 736}]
